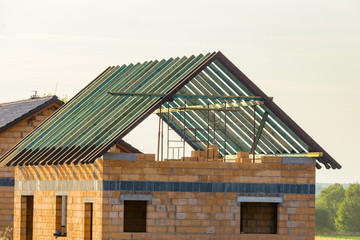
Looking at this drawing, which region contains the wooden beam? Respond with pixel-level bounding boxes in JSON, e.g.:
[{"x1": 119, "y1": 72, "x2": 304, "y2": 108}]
[
  {"x1": 250, "y1": 112, "x2": 269, "y2": 153},
  {"x1": 109, "y1": 92, "x2": 263, "y2": 101},
  {"x1": 225, "y1": 152, "x2": 324, "y2": 160},
  {"x1": 154, "y1": 101, "x2": 264, "y2": 114}
]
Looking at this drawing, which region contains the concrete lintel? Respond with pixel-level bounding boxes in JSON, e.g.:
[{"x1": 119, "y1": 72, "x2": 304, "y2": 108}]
[
  {"x1": 119, "y1": 194, "x2": 152, "y2": 201},
  {"x1": 17, "y1": 180, "x2": 102, "y2": 192},
  {"x1": 237, "y1": 196, "x2": 283, "y2": 204},
  {"x1": 103, "y1": 153, "x2": 137, "y2": 161},
  {"x1": 83, "y1": 197, "x2": 95, "y2": 203},
  {"x1": 21, "y1": 190, "x2": 34, "y2": 196},
  {"x1": 282, "y1": 157, "x2": 316, "y2": 165},
  {"x1": 55, "y1": 191, "x2": 69, "y2": 196}
]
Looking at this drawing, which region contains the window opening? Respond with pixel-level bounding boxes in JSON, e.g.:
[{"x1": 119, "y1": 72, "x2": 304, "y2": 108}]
[
  {"x1": 84, "y1": 203, "x2": 93, "y2": 240},
  {"x1": 240, "y1": 202, "x2": 278, "y2": 234},
  {"x1": 124, "y1": 200, "x2": 147, "y2": 232},
  {"x1": 55, "y1": 196, "x2": 67, "y2": 237},
  {"x1": 21, "y1": 196, "x2": 34, "y2": 240}
]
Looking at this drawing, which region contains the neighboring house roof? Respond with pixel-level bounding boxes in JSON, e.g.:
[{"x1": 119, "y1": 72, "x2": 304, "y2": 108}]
[
  {"x1": 116, "y1": 139, "x2": 142, "y2": 154},
  {"x1": 0, "y1": 96, "x2": 63, "y2": 132},
  {"x1": 0, "y1": 52, "x2": 340, "y2": 169}
]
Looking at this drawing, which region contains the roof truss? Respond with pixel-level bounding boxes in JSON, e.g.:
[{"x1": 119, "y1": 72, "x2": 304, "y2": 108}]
[{"x1": 0, "y1": 51, "x2": 340, "y2": 169}]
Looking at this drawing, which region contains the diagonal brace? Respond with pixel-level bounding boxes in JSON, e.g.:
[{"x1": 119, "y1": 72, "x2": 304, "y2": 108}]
[{"x1": 250, "y1": 112, "x2": 269, "y2": 153}]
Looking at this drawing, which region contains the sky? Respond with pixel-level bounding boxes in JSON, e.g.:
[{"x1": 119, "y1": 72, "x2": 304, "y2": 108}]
[{"x1": 0, "y1": 0, "x2": 359, "y2": 183}]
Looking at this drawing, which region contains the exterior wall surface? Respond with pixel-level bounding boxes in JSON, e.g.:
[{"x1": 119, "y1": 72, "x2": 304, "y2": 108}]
[
  {"x1": 13, "y1": 153, "x2": 316, "y2": 240},
  {"x1": 101, "y1": 154, "x2": 315, "y2": 240},
  {"x1": 13, "y1": 162, "x2": 103, "y2": 240},
  {"x1": 0, "y1": 103, "x2": 60, "y2": 234}
]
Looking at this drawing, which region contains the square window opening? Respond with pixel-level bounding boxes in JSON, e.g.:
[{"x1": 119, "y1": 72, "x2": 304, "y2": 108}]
[
  {"x1": 240, "y1": 202, "x2": 278, "y2": 234},
  {"x1": 124, "y1": 200, "x2": 147, "y2": 232}
]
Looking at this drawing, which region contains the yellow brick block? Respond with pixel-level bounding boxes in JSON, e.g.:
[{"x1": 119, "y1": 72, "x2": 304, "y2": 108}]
[
  {"x1": 136, "y1": 154, "x2": 155, "y2": 161},
  {"x1": 237, "y1": 152, "x2": 249, "y2": 158},
  {"x1": 261, "y1": 156, "x2": 282, "y2": 163}
]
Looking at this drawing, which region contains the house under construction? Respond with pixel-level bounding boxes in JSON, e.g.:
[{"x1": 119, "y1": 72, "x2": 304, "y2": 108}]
[{"x1": 0, "y1": 51, "x2": 340, "y2": 240}]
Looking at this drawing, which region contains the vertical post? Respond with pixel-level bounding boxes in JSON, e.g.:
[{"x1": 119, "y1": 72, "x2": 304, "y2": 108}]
[
  {"x1": 183, "y1": 102, "x2": 186, "y2": 159},
  {"x1": 207, "y1": 105, "x2": 210, "y2": 161},
  {"x1": 157, "y1": 107, "x2": 161, "y2": 161},
  {"x1": 224, "y1": 103, "x2": 227, "y2": 156},
  {"x1": 253, "y1": 105, "x2": 256, "y2": 163},
  {"x1": 213, "y1": 110, "x2": 216, "y2": 145},
  {"x1": 161, "y1": 109, "x2": 164, "y2": 161},
  {"x1": 194, "y1": 128, "x2": 197, "y2": 146},
  {"x1": 167, "y1": 103, "x2": 170, "y2": 161}
]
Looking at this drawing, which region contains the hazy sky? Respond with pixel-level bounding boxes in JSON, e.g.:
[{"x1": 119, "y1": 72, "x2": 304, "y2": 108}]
[{"x1": 0, "y1": 0, "x2": 359, "y2": 183}]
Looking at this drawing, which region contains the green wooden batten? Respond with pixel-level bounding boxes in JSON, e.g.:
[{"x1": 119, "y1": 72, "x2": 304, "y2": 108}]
[
  {"x1": 213, "y1": 60, "x2": 309, "y2": 152},
  {"x1": 167, "y1": 90, "x2": 249, "y2": 154},
  {"x1": 174, "y1": 79, "x2": 252, "y2": 153},
  {"x1": 0, "y1": 51, "x2": 340, "y2": 169},
  {"x1": 191, "y1": 69, "x2": 280, "y2": 154}
]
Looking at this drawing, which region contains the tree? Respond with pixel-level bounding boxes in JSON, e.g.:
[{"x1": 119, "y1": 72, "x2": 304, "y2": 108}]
[
  {"x1": 316, "y1": 203, "x2": 333, "y2": 233},
  {"x1": 316, "y1": 183, "x2": 345, "y2": 232},
  {"x1": 335, "y1": 183, "x2": 360, "y2": 233}
]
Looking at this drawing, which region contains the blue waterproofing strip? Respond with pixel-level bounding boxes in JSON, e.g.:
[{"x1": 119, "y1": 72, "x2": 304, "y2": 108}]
[
  {"x1": 103, "y1": 180, "x2": 315, "y2": 195},
  {"x1": 0, "y1": 177, "x2": 14, "y2": 186}
]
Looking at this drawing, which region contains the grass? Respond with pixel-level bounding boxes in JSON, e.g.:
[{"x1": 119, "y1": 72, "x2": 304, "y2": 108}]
[{"x1": 316, "y1": 235, "x2": 360, "y2": 239}]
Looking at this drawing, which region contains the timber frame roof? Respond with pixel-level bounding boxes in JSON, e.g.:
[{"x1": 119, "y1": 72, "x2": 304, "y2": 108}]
[{"x1": 0, "y1": 51, "x2": 340, "y2": 169}]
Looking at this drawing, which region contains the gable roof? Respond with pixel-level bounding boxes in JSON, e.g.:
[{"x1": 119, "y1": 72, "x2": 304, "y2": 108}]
[
  {"x1": 0, "y1": 96, "x2": 63, "y2": 132},
  {"x1": 116, "y1": 139, "x2": 142, "y2": 154},
  {"x1": 0, "y1": 52, "x2": 340, "y2": 169}
]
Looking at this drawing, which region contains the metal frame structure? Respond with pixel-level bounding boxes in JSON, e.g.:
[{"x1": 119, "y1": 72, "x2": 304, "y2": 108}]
[{"x1": 0, "y1": 52, "x2": 341, "y2": 169}]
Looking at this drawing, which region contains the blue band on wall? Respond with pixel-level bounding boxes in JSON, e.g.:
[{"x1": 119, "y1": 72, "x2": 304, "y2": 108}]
[
  {"x1": 0, "y1": 178, "x2": 14, "y2": 187},
  {"x1": 103, "y1": 180, "x2": 315, "y2": 195}
]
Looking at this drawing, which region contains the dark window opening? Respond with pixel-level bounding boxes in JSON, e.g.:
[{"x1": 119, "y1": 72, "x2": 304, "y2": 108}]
[
  {"x1": 27, "y1": 117, "x2": 34, "y2": 127},
  {"x1": 124, "y1": 200, "x2": 147, "y2": 232},
  {"x1": 84, "y1": 203, "x2": 93, "y2": 240},
  {"x1": 21, "y1": 196, "x2": 34, "y2": 240},
  {"x1": 55, "y1": 196, "x2": 67, "y2": 236},
  {"x1": 240, "y1": 202, "x2": 278, "y2": 234}
]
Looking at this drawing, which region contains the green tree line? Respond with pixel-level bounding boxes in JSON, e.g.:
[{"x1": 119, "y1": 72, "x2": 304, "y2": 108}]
[{"x1": 316, "y1": 183, "x2": 360, "y2": 234}]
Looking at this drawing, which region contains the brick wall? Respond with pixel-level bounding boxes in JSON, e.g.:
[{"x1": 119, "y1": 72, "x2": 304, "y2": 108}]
[
  {"x1": 13, "y1": 190, "x2": 103, "y2": 240},
  {"x1": 13, "y1": 153, "x2": 316, "y2": 240},
  {"x1": 0, "y1": 103, "x2": 60, "y2": 235},
  {"x1": 13, "y1": 161, "x2": 103, "y2": 240},
  {"x1": 100, "y1": 154, "x2": 315, "y2": 240}
]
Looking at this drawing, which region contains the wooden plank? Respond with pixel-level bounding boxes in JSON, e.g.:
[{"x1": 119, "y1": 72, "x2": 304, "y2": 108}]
[
  {"x1": 154, "y1": 100, "x2": 264, "y2": 114},
  {"x1": 110, "y1": 92, "x2": 263, "y2": 101},
  {"x1": 250, "y1": 112, "x2": 269, "y2": 153},
  {"x1": 225, "y1": 152, "x2": 323, "y2": 160}
]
